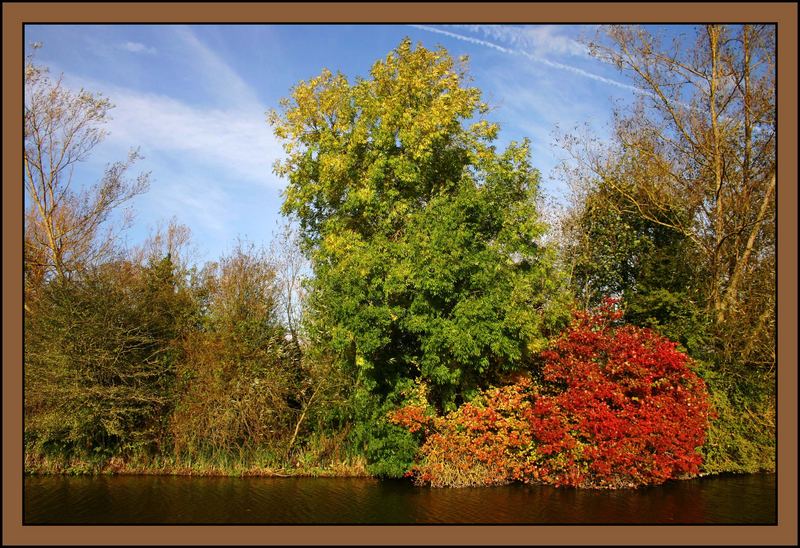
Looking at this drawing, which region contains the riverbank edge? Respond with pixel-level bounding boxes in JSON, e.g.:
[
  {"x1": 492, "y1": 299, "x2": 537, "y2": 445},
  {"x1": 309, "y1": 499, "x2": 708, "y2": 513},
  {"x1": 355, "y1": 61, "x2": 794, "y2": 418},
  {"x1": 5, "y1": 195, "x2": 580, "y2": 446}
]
[{"x1": 23, "y1": 458, "x2": 775, "y2": 484}]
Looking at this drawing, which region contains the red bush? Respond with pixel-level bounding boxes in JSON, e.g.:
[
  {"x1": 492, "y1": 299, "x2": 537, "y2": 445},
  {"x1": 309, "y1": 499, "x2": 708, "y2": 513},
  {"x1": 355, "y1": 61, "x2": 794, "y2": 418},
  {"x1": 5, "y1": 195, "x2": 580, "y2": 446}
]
[
  {"x1": 391, "y1": 299, "x2": 713, "y2": 489},
  {"x1": 530, "y1": 298, "x2": 712, "y2": 488}
]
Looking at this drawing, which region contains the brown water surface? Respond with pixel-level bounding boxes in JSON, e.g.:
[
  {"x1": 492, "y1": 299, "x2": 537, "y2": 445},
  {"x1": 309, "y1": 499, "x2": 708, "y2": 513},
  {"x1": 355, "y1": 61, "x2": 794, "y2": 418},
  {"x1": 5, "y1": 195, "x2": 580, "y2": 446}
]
[{"x1": 23, "y1": 473, "x2": 776, "y2": 524}]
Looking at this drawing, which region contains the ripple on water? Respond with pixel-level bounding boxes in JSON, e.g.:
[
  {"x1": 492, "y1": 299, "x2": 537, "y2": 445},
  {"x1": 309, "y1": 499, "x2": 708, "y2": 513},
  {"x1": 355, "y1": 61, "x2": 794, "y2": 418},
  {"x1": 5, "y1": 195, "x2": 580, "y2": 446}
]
[{"x1": 24, "y1": 473, "x2": 776, "y2": 524}]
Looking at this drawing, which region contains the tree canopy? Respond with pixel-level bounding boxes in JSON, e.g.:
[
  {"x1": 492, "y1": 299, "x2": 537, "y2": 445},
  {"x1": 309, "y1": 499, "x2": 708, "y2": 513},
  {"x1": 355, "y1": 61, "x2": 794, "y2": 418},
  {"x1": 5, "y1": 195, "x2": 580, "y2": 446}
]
[{"x1": 270, "y1": 38, "x2": 569, "y2": 412}]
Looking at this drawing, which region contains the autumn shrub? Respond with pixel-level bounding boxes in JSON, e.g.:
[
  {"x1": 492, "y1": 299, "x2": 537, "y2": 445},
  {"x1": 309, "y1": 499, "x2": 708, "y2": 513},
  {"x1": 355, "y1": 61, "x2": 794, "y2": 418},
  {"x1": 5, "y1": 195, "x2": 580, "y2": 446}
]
[
  {"x1": 530, "y1": 299, "x2": 713, "y2": 488},
  {"x1": 392, "y1": 300, "x2": 713, "y2": 489},
  {"x1": 25, "y1": 256, "x2": 193, "y2": 465},
  {"x1": 169, "y1": 243, "x2": 299, "y2": 459},
  {"x1": 168, "y1": 329, "x2": 298, "y2": 458},
  {"x1": 390, "y1": 379, "x2": 538, "y2": 487}
]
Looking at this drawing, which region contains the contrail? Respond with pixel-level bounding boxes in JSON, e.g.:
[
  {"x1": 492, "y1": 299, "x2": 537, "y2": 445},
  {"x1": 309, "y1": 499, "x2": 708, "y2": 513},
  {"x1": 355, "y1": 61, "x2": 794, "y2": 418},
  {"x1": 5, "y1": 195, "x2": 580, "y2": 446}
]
[
  {"x1": 410, "y1": 25, "x2": 654, "y2": 99},
  {"x1": 453, "y1": 24, "x2": 590, "y2": 59}
]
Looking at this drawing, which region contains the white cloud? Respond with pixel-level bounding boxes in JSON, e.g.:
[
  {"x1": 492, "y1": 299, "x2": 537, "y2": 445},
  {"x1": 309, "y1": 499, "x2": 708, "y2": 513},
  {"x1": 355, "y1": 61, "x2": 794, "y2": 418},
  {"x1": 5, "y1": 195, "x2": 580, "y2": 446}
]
[
  {"x1": 103, "y1": 86, "x2": 282, "y2": 188},
  {"x1": 72, "y1": 27, "x2": 282, "y2": 189},
  {"x1": 120, "y1": 41, "x2": 157, "y2": 55},
  {"x1": 58, "y1": 80, "x2": 285, "y2": 249}
]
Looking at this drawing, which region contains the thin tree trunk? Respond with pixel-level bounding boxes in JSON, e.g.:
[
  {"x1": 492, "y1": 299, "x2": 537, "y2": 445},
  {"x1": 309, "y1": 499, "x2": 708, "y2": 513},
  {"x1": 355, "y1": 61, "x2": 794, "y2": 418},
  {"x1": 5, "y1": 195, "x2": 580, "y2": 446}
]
[
  {"x1": 285, "y1": 382, "x2": 322, "y2": 458},
  {"x1": 708, "y1": 26, "x2": 725, "y2": 320},
  {"x1": 719, "y1": 172, "x2": 775, "y2": 323}
]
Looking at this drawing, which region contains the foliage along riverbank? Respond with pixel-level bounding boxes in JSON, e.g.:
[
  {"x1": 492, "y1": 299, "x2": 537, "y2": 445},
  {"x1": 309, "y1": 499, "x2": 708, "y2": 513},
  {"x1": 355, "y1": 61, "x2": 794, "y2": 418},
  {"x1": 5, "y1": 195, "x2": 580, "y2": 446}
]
[{"x1": 24, "y1": 27, "x2": 775, "y2": 489}]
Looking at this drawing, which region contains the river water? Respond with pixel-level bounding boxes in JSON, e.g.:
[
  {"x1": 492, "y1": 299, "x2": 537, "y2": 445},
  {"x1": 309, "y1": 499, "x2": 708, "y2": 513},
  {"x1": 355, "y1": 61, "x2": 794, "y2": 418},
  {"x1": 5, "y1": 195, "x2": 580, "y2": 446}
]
[{"x1": 24, "y1": 473, "x2": 775, "y2": 524}]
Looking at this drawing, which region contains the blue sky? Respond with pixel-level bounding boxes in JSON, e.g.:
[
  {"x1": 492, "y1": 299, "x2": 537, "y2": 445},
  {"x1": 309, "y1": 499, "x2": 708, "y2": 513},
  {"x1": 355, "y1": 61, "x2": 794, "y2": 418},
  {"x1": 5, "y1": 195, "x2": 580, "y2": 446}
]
[{"x1": 24, "y1": 24, "x2": 662, "y2": 264}]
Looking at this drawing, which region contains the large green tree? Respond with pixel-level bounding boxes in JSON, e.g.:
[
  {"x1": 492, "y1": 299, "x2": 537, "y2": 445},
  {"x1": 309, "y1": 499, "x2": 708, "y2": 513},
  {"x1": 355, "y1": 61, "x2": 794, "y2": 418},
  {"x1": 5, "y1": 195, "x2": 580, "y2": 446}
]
[{"x1": 270, "y1": 39, "x2": 568, "y2": 421}]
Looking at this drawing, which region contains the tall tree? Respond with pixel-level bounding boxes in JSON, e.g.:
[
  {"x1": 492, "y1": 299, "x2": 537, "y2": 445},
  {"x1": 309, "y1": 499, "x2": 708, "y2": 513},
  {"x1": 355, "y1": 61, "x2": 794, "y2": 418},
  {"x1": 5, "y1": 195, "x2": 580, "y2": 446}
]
[
  {"x1": 270, "y1": 38, "x2": 569, "y2": 416},
  {"x1": 566, "y1": 25, "x2": 775, "y2": 366},
  {"x1": 24, "y1": 46, "x2": 149, "y2": 291}
]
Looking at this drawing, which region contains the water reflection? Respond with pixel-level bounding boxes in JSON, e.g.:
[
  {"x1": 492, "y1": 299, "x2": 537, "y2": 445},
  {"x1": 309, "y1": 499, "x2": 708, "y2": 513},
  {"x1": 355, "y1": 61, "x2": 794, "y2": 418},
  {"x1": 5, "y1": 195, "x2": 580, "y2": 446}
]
[{"x1": 24, "y1": 473, "x2": 776, "y2": 524}]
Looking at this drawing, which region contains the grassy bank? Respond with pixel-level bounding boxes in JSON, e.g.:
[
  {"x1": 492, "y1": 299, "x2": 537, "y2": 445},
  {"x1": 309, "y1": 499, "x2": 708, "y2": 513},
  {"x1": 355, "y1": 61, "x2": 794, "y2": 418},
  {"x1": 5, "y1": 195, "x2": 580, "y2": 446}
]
[{"x1": 24, "y1": 451, "x2": 370, "y2": 478}]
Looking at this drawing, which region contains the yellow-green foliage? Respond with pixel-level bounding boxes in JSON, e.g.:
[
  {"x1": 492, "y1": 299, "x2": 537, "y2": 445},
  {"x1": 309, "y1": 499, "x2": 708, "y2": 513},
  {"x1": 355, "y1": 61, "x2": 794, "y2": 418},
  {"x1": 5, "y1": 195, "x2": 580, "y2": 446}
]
[{"x1": 271, "y1": 38, "x2": 571, "y2": 415}]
